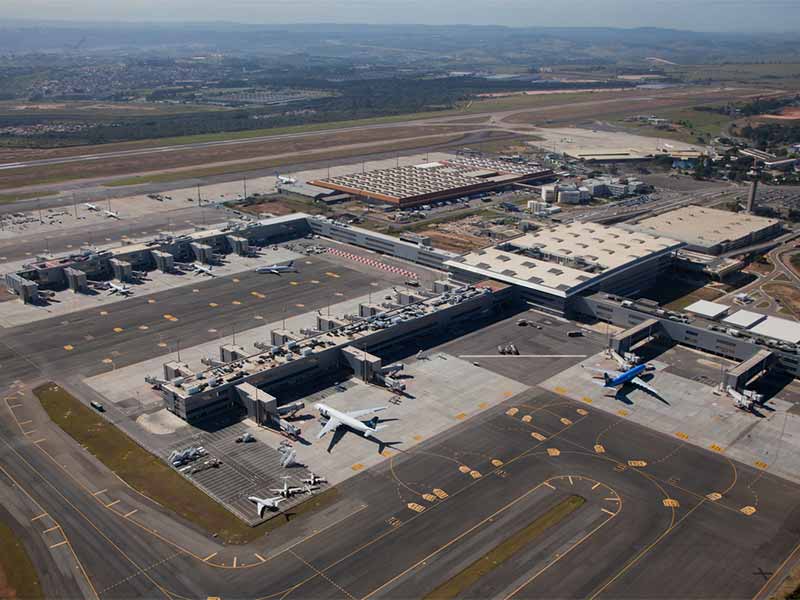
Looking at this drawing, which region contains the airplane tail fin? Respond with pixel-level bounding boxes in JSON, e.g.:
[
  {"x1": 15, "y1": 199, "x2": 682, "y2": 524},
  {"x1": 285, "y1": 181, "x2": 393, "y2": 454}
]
[
  {"x1": 287, "y1": 260, "x2": 294, "y2": 268},
  {"x1": 366, "y1": 416, "x2": 380, "y2": 429},
  {"x1": 603, "y1": 372, "x2": 611, "y2": 385}
]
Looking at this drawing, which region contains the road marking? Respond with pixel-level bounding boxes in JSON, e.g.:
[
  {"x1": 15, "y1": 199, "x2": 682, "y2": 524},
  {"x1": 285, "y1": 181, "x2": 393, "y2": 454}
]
[
  {"x1": 547, "y1": 448, "x2": 560, "y2": 457},
  {"x1": 254, "y1": 553, "x2": 266, "y2": 563},
  {"x1": 31, "y1": 513, "x2": 48, "y2": 521},
  {"x1": 601, "y1": 508, "x2": 616, "y2": 516},
  {"x1": 576, "y1": 408, "x2": 589, "y2": 416},
  {"x1": 203, "y1": 552, "x2": 217, "y2": 562},
  {"x1": 92, "y1": 489, "x2": 107, "y2": 496},
  {"x1": 709, "y1": 444, "x2": 724, "y2": 453},
  {"x1": 147, "y1": 299, "x2": 156, "y2": 304},
  {"x1": 755, "y1": 460, "x2": 769, "y2": 469},
  {"x1": 568, "y1": 476, "x2": 574, "y2": 486},
  {"x1": 113, "y1": 327, "x2": 124, "y2": 333},
  {"x1": 105, "y1": 500, "x2": 120, "y2": 508},
  {"x1": 23, "y1": 430, "x2": 36, "y2": 436},
  {"x1": 311, "y1": 279, "x2": 320, "y2": 284},
  {"x1": 99, "y1": 311, "x2": 108, "y2": 316},
  {"x1": 233, "y1": 556, "x2": 238, "y2": 568},
  {"x1": 543, "y1": 481, "x2": 555, "y2": 490},
  {"x1": 531, "y1": 432, "x2": 547, "y2": 441},
  {"x1": 290, "y1": 281, "x2": 299, "y2": 286},
  {"x1": 491, "y1": 459, "x2": 504, "y2": 467},
  {"x1": 617, "y1": 409, "x2": 629, "y2": 417},
  {"x1": 706, "y1": 492, "x2": 722, "y2": 501},
  {"x1": 139, "y1": 325, "x2": 149, "y2": 330},
  {"x1": 49, "y1": 541, "x2": 68, "y2": 549},
  {"x1": 407, "y1": 503, "x2": 425, "y2": 513},
  {"x1": 458, "y1": 465, "x2": 471, "y2": 474},
  {"x1": 741, "y1": 506, "x2": 757, "y2": 516},
  {"x1": 594, "y1": 444, "x2": 605, "y2": 454},
  {"x1": 295, "y1": 303, "x2": 305, "y2": 308},
  {"x1": 433, "y1": 488, "x2": 448, "y2": 499},
  {"x1": 627, "y1": 460, "x2": 647, "y2": 468},
  {"x1": 506, "y1": 408, "x2": 519, "y2": 416},
  {"x1": 124, "y1": 509, "x2": 138, "y2": 518},
  {"x1": 675, "y1": 431, "x2": 689, "y2": 440},
  {"x1": 326, "y1": 272, "x2": 340, "y2": 278},
  {"x1": 478, "y1": 402, "x2": 489, "y2": 409},
  {"x1": 554, "y1": 386, "x2": 567, "y2": 394},
  {"x1": 43, "y1": 525, "x2": 60, "y2": 533},
  {"x1": 7, "y1": 403, "x2": 22, "y2": 409},
  {"x1": 582, "y1": 396, "x2": 593, "y2": 403},
  {"x1": 209, "y1": 302, "x2": 218, "y2": 307},
  {"x1": 18, "y1": 420, "x2": 32, "y2": 426},
  {"x1": 592, "y1": 482, "x2": 601, "y2": 490},
  {"x1": 102, "y1": 358, "x2": 113, "y2": 364},
  {"x1": 351, "y1": 463, "x2": 364, "y2": 471},
  {"x1": 63, "y1": 344, "x2": 74, "y2": 351},
  {"x1": 32, "y1": 438, "x2": 46, "y2": 444},
  {"x1": 422, "y1": 493, "x2": 437, "y2": 502},
  {"x1": 469, "y1": 470, "x2": 481, "y2": 479},
  {"x1": 522, "y1": 415, "x2": 532, "y2": 423},
  {"x1": 560, "y1": 417, "x2": 573, "y2": 426},
  {"x1": 662, "y1": 499, "x2": 679, "y2": 508},
  {"x1": 233, "y1": 278, "x2": 240, "y2": 283},
  {"x1": 454, "y1": 412, "x2": 466, "y2": 420},
  {"x1": 157, "y1": 342, "x2": 167, "y2": 348}
]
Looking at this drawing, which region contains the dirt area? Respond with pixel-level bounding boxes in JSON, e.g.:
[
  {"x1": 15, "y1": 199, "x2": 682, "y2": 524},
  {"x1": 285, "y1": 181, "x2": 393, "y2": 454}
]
[
  {"x1": 759, "y1": 107, "x2": 800, "y2": 120},
  {"x1": 419, "y1": 214, "x2": 515, "y2": 253},
  {"x1": 763, "y1": 282, "x2": 800, "y2": 318},
  {"x1": 421, "y1": 229, "x2": 487, "y2": 253},
  {"x1": 745, "y1": 260, "x2": 774, "y2": 276}
]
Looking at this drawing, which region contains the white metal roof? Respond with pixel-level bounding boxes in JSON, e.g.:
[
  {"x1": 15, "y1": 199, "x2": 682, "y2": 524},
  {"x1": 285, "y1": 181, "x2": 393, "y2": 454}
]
[
  {"x1": 750, "y1": 317, "x2": 800, "y2": 344},
  {"x1": 722, "y1": 310, "x2": 767, "y2": 329},
  {"x1": 684, "y1": 300, "x2": 729, "y2": 319}
]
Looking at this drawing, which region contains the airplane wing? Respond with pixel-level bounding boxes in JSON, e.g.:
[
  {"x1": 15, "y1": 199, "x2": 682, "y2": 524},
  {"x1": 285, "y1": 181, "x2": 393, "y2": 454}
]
[
  {"x1": 316, "y1": 417, "x2": 341, "y2": 439},
  {"x1": 631, "y1": 376, "x2": 661, "y2": 397},
  {"x1": 583, "y1": 366, "x2": 624, "y2": 378},
  {"x1": 346, "y1": 406, "x2": 387, "y2": 419}
]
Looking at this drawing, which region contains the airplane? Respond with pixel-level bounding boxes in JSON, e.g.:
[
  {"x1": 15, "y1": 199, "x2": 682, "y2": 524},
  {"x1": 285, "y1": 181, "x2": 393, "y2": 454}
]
[
  {"x1": 276, "y1": 173, "x2": 297, "y2": 185},
  {"x1": 104, "y1": 209, "x2": 121, "y2": 220},
  {"x1": 301, "y1": 472, "x2": 327, "y2": 486},
  {"x1": 248, "y1": 495, "x2": 287, "y2": 517},
  {"x1": 270, "y1": 476, "x2": 304, "y2": 499},
  {"x1": 256, "y1": 260, "x2": 297, "y2": 275},
  {"x1": 84, "y1": 202, "x2": 99, "y2": 211},
  {"x1": 191, "y1": 263, "x2": 216, "y2": 277},
  {"x1": 583, "y1": 363, "x2": 662, "y2": 398},
  {"x1": 107, "y1": 282, "x2": 133, "y2": 296},
  {"x1": 315, "y1": 402, "x2": 388, "y2": 452}
]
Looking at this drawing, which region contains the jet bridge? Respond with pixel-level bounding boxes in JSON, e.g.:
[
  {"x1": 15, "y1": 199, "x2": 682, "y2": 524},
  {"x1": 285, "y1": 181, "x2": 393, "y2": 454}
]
[
  {"x1": 723, "y1": 349, "x2": 774, "y2": 392},
  {"x1": 611, "y1": 318, "x2": 661, "y2": 356}
]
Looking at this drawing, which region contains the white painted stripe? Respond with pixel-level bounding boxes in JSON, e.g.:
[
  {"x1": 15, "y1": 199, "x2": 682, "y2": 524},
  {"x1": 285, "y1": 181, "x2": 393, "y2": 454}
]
[{"x1": 459, "y1": 354, "x2": 587, "y2": 359}]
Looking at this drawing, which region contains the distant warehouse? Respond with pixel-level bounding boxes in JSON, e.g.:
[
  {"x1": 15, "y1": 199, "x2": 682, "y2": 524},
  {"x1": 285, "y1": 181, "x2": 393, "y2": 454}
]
[
  {"x1": 621, "y1": 205, "x2": 781, "y2": 255},
  {"x1": 310, "y1": 157, "x2": 553, "y2": 209}
]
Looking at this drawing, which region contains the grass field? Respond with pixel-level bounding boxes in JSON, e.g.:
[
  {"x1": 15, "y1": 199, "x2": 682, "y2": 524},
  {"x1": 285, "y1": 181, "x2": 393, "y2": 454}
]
[
  {"x1": 665, "y1": 63, "x2": 800, "y2": 88},
  {"x1": 0, "y1": 191, "x2": 49, "y2": 204},
  {"x1": 33, "y1": 383, "x2": 340, "y2": 544},
  {"x1": 424, "y1": 495, "x2": 585, "y2": 599},
  {"x1": 0, "y1": 519, "x2": 43, "y2": 599}
]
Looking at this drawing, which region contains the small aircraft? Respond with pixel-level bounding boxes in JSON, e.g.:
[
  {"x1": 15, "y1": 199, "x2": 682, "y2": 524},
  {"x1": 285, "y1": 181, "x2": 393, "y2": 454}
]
[
  {"x1": 270, "y1": 476, "x2": 304, "y2": 499},
  {"x1": 584, "y1": 363, "x2": 661, "y2": 398},
  {"x1": 107, "y1": 282, "x2": 133, "y2": 296},
  {"x1": 191, "y1": 263, "x2": 216, "y2": 277},
  {"x1": 84, "y1": 202, "x2": 99, "y2": 211},
  {"x1": 248, "y1": 495, "x2": 287, "y2": 517},
  {"x1": 301, "y1": 472, "x2": 327, "y2": 486},
  {"x1": 104, "y1": 209, "x2": 121, "y2": 220},
  {"x1": 276, "y1": 173, "x2": 297, "y2": 185},
  {"x1": 256, "y1": 260, "x2": 297, "y2": 275},
  {"x1": 315, "y1": 402, "x2": 389, "y2": 452}
]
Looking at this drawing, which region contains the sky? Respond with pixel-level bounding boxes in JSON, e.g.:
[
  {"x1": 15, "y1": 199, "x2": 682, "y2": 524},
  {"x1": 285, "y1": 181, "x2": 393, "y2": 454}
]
[{"x1": 1, "y1": 0, "x2": 798, "y2": 33}]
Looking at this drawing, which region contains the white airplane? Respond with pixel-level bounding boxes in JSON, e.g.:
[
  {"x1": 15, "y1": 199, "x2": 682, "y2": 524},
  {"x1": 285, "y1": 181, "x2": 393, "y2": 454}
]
[
  {"x1": 104, "y1": 209, "x2": 121, "y2": 220},
  {"x1": 256, "y1": 260, "x2": 297, "y2": 275},
  {"x1": 315, "y1": 403, "x2": 388, "y2": 452},
  {"x1": 248, "y1": 495, "x2": 287, "y2": 517},
  {"x1": 191, "y1": 263, "x2": 216, "y2": 277},
  {"x1": 84, "y1": 202, "x2": 99, "y2": 211},
  {"x1": 276, "y1": 174, "x2": 297, "y2": 185},
  {"x1": 301, "y1": 472, "x2": 327, "y2": 486},
  {"x1": 107, "y1": 282, "x2": 133, "y2": 296},
  {"x1": 270, "y1": 476, "x2": 304, "y2": 499}
]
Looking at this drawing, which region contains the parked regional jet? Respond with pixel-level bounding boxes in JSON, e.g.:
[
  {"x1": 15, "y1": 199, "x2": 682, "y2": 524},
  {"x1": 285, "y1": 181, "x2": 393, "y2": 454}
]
[
  {"x1": 270, "y1": 476, "x2": 304, "y2": 499},
  {"x1": 104, "y1": 209, "x2": 121, "y2": 220},
  {"x1": 315, "y1": 403, "x2": 389, "y2": 452},
  {"x1": 276, "y1": 173, "x2": 297, "y2": 185},
  {"x1": 256, "y1": 260, "x2": 297, "y2": 275},
  {"x1": 301, "y1": 472, "x2": 327, "y2": 486},
  {"x1": 191, "y1": 263, "x2": 216, "y2": 277},
  {"x1": 84, "y1": 202, "x2": 99, "y2": 211},
  {"x1": 584, "y1": 363, "x2": 662, "y2": 398},
  {"x1": 107, "y1": 282, "x2": 133, "y2": 296},
  {"x1": 248, "y1": 495, "x2": 287, "y2": 517}
]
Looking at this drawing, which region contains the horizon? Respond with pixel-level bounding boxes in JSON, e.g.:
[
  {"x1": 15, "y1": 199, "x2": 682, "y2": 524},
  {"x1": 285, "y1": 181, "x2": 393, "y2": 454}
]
[{"x1": 1, "y1": 1, "x2": 798, "y2": 34}]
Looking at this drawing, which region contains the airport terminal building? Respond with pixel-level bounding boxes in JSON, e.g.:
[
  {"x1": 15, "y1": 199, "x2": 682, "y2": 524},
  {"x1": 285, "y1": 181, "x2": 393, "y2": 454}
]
[{"x1": 445, "y1": 222, "x2": 684, "y2": 314}]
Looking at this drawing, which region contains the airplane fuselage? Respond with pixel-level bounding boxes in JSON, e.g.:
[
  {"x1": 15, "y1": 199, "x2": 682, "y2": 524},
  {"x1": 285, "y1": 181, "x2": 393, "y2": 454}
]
[
  {"x1": 315, "y1": 402, "x2": 378, "y2": 437},
  {"x1": 605, "y1": 364, "x2": 647, "y2": 388}
]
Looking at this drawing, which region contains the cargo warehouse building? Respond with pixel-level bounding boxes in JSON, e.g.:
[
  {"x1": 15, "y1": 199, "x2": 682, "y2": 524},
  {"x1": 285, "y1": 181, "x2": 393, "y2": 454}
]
[{"x1": 310, "y1": 157, "x2": 553, "y2": 209}]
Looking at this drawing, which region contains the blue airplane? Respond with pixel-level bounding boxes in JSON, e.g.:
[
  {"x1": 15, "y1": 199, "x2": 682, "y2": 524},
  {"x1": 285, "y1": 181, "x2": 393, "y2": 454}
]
[{"x1": 584, "y1": 363, "x2": 662, "y2": 397}]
